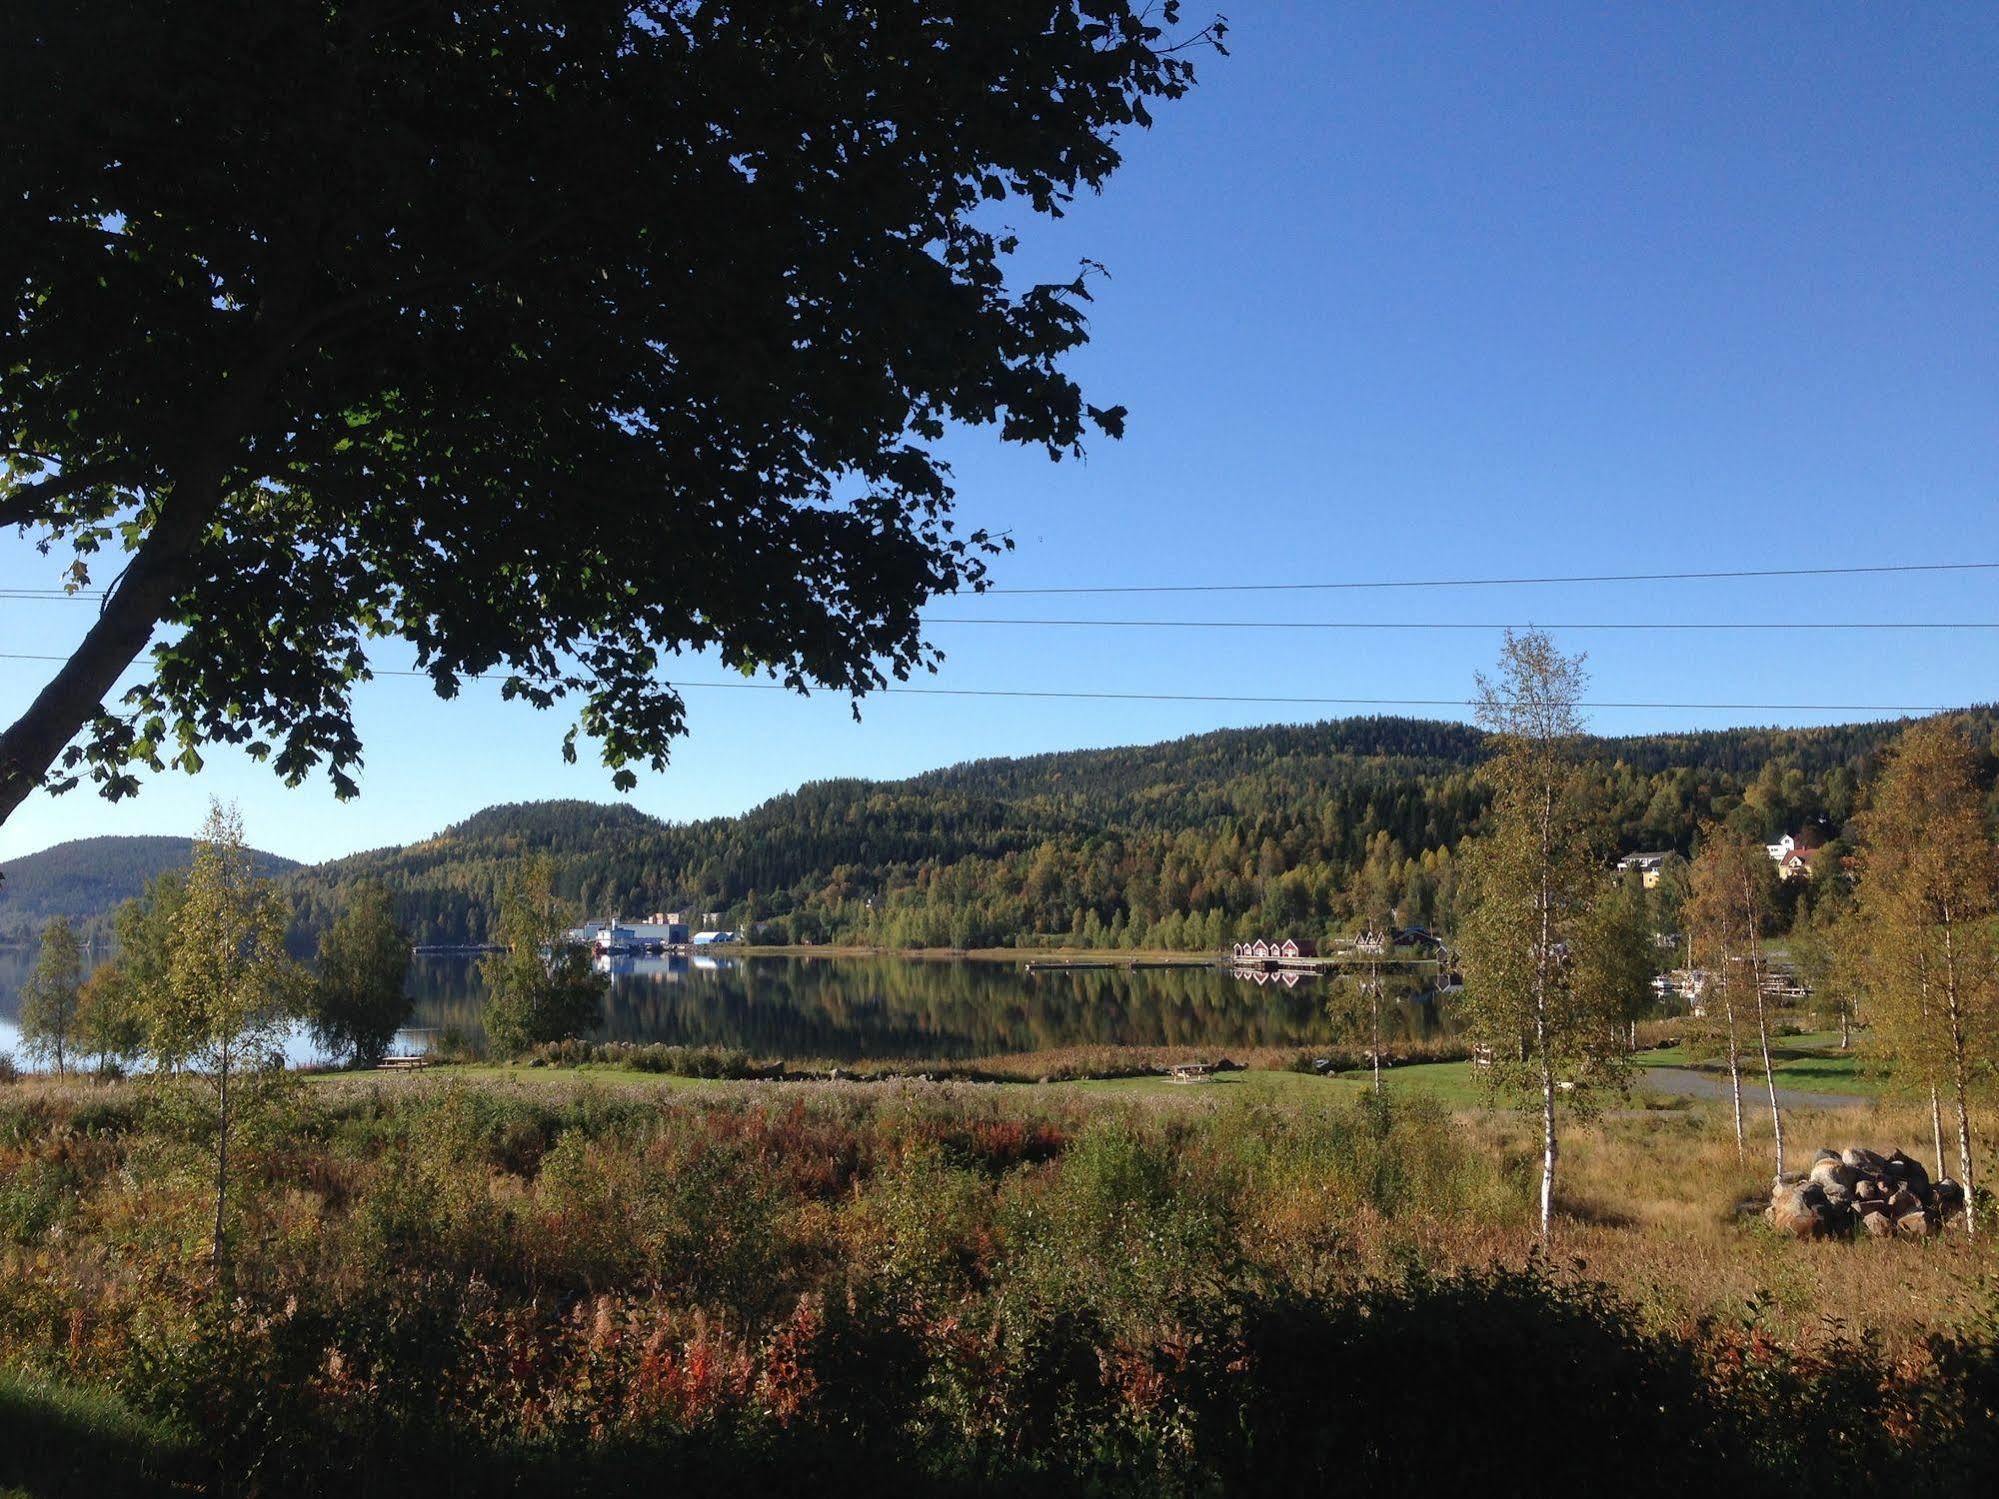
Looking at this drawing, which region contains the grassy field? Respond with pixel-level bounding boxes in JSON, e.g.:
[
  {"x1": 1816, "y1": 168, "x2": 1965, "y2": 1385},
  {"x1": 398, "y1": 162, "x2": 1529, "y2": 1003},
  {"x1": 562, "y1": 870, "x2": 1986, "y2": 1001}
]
[
  {"x1": 7, "y1": 1057, "x2": 1997, "y2": 1494},
  {"x1": 1633, "y1": 1031, "x2": 1885, "y2": 1097},
  {"x1": 335, "y1": 1030, "x2": 1884, "y2": 1109}
]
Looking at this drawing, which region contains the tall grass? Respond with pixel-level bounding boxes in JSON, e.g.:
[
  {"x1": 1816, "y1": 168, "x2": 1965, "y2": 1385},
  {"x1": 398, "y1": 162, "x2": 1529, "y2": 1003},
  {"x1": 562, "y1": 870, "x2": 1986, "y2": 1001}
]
[{"x1": 0, "y1": 1077, "x2": 1995, "y2": 1494}]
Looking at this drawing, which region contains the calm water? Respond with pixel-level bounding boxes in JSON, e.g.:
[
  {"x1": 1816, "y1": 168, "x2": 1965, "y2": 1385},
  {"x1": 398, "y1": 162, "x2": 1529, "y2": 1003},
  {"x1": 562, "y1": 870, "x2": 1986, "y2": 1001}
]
[{"x1": 0, "y1": 948, "x2": 1454, "y2": 1065}]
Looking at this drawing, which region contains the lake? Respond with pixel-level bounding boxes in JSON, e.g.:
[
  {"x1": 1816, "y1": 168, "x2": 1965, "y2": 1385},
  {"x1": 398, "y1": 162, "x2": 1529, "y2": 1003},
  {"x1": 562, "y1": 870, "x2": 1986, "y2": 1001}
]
[{"x1": 0, "y1": 948, "x2": 1454, "y2": 1065}]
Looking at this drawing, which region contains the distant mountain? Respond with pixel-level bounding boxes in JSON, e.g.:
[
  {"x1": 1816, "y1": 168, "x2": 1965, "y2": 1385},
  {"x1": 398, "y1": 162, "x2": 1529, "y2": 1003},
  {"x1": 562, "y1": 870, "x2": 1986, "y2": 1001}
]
[
  {"x1": 10, "y1": 710, "x2": 1995, "y2": 952},
  {"x1": 282, "y1": 710, "x2": 1999, "y2": 950},
  {"x1": 0, "y1": 834, "x2": 299, "y2": 942}
]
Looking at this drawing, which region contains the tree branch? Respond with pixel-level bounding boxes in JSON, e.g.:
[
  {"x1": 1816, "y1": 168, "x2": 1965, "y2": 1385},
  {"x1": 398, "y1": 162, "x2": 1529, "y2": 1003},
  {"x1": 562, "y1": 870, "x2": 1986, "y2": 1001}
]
[
  {"x1": 0, "y1": 466, "x2": 222, "y2": 826},
  {"x1": 0, "y1": 459, "x2": 147, "y2": 528}
]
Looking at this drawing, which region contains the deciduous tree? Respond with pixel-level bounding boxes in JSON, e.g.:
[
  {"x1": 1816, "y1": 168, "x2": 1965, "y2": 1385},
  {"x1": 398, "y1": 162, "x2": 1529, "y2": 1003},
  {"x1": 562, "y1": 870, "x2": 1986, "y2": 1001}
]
[
  {"x1": 137, "y1": 802, "x2": 305, "y2": 1276},
  {"x1": 1686, "y1": 826, "x2": 1784, "y2": 1172},
  {"x1": 1457, "y1": 631, "x2": 1631, "y2": 1237},
  {"x1": 482, "y1": 854, "x2": 607, "y2": 1056},
  {"x1": 17, "y1": 917, "x2": 84, "y2": 1074},
  {"x1": 0, "y1": 0, "x2": 1222, "y2": 834},
  {"x1": 310, "y1": 883, "x2": 412, "y2": 1066},
  {"x1": 74, "y1": 964, "x2": 148, "y2": 1077},
  {"x1": 1849, "y1": 717, "x2": 1998, "y2": 1234}
]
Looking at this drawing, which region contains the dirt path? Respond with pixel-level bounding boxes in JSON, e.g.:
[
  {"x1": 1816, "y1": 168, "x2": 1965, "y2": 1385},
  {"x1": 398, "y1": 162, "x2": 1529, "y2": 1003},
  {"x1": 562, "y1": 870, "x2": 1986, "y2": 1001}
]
[{"x1": 1641, "y1": 1066, "x2": 1867, "y2": 1112}]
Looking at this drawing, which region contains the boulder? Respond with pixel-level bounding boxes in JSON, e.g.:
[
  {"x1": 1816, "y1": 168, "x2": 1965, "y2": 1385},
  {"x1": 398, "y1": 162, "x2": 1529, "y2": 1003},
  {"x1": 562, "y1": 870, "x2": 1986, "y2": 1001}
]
[
  {"x1": 1861, "y1": 1208, "x2": 1896, "y2": 1238},
  {"x1": 1854, "y1": 1178, "x2": 1881, "y2": 1202},
  {"x1": 1842, "y1": 1146, "x2": 1888, "y2": 1174},
  {"x1": 1896, "y1": 1210, "x2": 1938, "y2": 1239},
  {"x1": 1886, "y1": 1151, "x2": 1932, "y2": 1197},
  {"x1": 1768, "y1": 1182, "x2": 1842, "y2": 1238},
  {"x1": 1809, "y1": 1158, "x2": 1862, "y2": 1194},
  {"x1": 1814, "y1": 1147, "x2": 1842, "y2": 1163},
  {"x1": 1933, "y1": 1179, "x2": 1966, "y2": 1210},
  {"x1": 1886, "y1": 1187, "x2": 1921, "y2": 1219}
]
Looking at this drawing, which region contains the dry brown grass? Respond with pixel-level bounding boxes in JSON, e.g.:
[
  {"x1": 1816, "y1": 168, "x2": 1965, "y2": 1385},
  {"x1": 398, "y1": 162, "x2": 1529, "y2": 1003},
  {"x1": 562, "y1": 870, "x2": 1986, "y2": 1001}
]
[{"x1": 1435, "y1": 1101, "x2": 1999, "y2": 1345}]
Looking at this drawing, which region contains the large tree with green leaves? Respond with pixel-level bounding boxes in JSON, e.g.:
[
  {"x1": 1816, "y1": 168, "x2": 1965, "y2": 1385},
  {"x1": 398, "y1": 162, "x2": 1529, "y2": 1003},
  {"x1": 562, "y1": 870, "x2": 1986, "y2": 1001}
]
[
  {"x1": 1849, "y1": 717, "x2": 1998, "y2": 1234},
  {"x1": 17, "y1": 916, "x2": 84, "y2": 1074},
  {"x1": 310, "y1": 883, "x2": 413, "y2": 1066},
  {"x1": 1458, "y1": 631, "x2": 1635, "y2": 1237},
  {"x1": 0, "y1": 0, "x2": 1222, "y2": 830}
]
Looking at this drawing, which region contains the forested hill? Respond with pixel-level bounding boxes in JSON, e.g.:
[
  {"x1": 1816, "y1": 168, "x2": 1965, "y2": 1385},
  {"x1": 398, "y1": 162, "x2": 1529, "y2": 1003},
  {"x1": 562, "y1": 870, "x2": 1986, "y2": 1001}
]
[
  {"x1": 277, "y1": 710, "x2": 1998, "y2": 951},
  {"x1": 0, "y1": 835, "x2": 299, "y2": 943}
]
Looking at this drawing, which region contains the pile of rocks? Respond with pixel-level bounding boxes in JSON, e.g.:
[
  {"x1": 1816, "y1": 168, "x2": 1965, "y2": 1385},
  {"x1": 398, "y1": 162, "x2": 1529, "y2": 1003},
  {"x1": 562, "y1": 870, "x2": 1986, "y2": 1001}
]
[{"x1": 1766, "y1": 1147, "x2": 1967, "y2": 1239}]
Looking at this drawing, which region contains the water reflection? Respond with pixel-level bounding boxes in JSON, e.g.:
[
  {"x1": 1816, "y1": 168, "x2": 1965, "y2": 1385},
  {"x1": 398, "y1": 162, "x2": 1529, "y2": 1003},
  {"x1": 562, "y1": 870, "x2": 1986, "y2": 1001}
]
[
  {"x1": 0, "y1": 947, "x2": 1457, "y2": 1065},
  {"x1": 407, "y1": 952, "x2": 1456, "y2": 1060}
]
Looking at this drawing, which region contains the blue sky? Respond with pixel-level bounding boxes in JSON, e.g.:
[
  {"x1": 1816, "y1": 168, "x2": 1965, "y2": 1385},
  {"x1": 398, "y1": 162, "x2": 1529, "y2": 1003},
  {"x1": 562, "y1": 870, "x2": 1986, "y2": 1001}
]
[{"x1": 4, "y1": 2, "x2": 1996, "y2": 864}]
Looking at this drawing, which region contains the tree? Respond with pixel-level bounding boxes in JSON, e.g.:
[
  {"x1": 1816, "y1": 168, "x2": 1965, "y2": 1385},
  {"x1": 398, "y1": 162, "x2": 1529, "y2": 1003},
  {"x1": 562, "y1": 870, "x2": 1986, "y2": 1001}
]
[
  {"x1": 1849, "y1": 718, "x2": 1997, "y2": 1234},
  {"x1": 1685, "y1": 826, "x2": 1784, "y2": 1173},
  {"x1": 17, "y1": 917, "x2": 84, "y2": 1074},
  {"x1": 482, "y1": 854, "x2": 607, "y2": 1057},
  {"x1": 1592, "y1": 868, "x2": 1659, "y2": 1052},
  {"x1": 1457, "y1": 631, "x2": 1630, "y2": 1237},
  {"x1": 74, "y1": 965, "x2": 148, "y2": 1077},
  {"x1": 310, "y1": 884, "x2": 413, "y2": 1066},
  {"x1": 0, "y1": 1, "x2": 1223, "y2": 834},
  {"x1": 1790, "y1": 888, "x2": 1858, "y2": 1050},
  {"x1": 137, "y1": 801, "x2": 305, "y2": 1276}
]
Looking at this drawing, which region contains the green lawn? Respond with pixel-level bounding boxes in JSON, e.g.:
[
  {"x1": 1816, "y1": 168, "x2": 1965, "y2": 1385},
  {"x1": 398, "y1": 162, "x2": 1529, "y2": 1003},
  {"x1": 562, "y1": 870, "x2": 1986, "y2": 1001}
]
[
  {"x1": 1633, "y1": 1031, "x2": 1885, "y2": 1097},
  {"x1": 319, "y1": 1062, "x2": 719, "y2": 1090},
  {"x1": 326, "y1": 1042, "x2": 1880, "y2": 1110},
  {"x1": 0, "y1": 1369, "x2": 191, "y2": 1497},
  {"x1": 1056, "y1": 1060, "x2": 1516, "y2": 1108}
]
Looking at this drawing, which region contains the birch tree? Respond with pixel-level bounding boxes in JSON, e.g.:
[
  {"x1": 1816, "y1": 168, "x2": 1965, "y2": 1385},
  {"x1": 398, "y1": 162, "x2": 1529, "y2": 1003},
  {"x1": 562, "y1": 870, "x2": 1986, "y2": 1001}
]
[
  {"x1": 1458, "y1": 631, "x2": 1631, "y2": 1237},
  {"x1": 1851, "y1": 718, "x2": 1998, "y2": 1234},
  {"x1": 1686, "y1": 827, "x2": 1784, "y2": 1173},
  {"x1": 17, "y1": 917, "x2": 84, "y2": 1075},
  {"x1": 138, "y1": 801, "x2": 305, "y2": 1277},
  {"x1": 481, "y1": 854, "x2": 607, "y2": 1057},
  {"x1": 310, "y1": 883, "x2": 413, "y2": 1066}
]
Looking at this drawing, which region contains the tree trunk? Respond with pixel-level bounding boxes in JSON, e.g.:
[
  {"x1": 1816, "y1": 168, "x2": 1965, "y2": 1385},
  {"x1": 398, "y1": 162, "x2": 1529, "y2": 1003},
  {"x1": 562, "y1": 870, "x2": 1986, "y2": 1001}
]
[
  {"x1": 1742, "y1": 881, "x2": 1783, "y2": 1176},
  {"x1": 1752, "y1": 979, "x2": 1784, "y2": 1177},
  {"x1": 1368, "y1": 958, "x2": 1384, "y2": 1098},
  {"x1": 0, "y1": 465, "x2": 223, "y2": 831},
  {"x1": 1535, "y1": 784, "x2": 1556, "y2": 1238},
  {"x1": 1539, "y1": 1037, "x2": 1558, "y2": 1236},
  {"x1": 1940, "y1": 912, "x2": 1977, "y2": 1237},
  {"x1": 213, "y1": 1040, "x2": 231, "y2": 1281},
  {"x1": 1720, "y1": 965, "x2": 1745, "y2": 1160},
  {"x1": 1931, "y1": 1086, "x2": 1946, "y2": 1184}
]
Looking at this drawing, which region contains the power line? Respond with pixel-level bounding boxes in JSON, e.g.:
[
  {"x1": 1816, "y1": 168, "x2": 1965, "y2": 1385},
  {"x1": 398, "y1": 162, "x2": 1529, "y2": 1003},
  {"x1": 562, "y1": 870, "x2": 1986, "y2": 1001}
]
[
  {"x1": 6, "y1": 594, "x2": 1997, "y2": 633},
  {"x1": 8, "y1": 558, "x2": 1999, "y2": 605},
  {"x1": 922, "y1": 617, "x2": 1999, "y2": 632},
  {"x1": 0, "y1": 651, "x2": 1950, "y2": 712},
  {"x1": 980, "y1": 560, "x2": 1999, "y2": 595}
]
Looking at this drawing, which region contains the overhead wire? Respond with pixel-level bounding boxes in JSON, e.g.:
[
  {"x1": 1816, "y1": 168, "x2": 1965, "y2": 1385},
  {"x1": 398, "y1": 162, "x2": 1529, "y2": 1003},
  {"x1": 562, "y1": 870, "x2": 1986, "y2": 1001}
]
[{"x1": 0, "y1": 651, "x2": 1954, "y2": 713}]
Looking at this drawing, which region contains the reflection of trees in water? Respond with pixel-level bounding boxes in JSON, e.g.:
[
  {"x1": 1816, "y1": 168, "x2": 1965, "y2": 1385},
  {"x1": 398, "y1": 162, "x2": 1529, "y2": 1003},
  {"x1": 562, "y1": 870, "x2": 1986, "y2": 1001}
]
[{"x1": 407, "y1": 955, "x2": 1461, "y2": 1060}]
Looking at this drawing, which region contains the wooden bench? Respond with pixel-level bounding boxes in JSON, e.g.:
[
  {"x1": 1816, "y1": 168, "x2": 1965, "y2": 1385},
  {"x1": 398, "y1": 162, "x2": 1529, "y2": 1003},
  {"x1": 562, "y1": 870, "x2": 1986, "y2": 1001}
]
[{"x1": 377, "y1": 1055, "x2": 431, "y2": 1072}]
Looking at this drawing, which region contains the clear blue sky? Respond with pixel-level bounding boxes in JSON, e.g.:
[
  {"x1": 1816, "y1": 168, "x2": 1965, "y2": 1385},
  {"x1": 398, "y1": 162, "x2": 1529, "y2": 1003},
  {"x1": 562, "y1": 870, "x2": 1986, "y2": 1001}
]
[{"x1": 4, "y1": 3, "x2": 1996, "y2": 864}]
